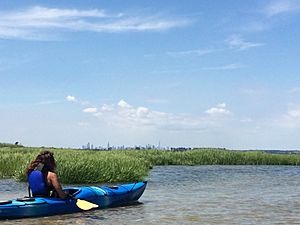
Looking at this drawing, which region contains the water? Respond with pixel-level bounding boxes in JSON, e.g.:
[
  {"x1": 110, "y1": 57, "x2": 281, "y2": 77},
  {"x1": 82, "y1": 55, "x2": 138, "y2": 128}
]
[{"x1": 1, "y1": 166, "x2": 300, "y2": 224}]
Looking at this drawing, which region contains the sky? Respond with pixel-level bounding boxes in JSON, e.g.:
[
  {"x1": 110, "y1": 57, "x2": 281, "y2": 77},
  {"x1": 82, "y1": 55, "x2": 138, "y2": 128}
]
[{"x1": 1, "y1": 0, "x2": 300, "y2": 150}]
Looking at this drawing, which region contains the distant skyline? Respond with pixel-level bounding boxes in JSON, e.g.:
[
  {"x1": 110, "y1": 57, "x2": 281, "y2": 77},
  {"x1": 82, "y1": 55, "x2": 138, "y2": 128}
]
[{"x1": 1, "y1": 0, "x2": 300, "y2": 150}]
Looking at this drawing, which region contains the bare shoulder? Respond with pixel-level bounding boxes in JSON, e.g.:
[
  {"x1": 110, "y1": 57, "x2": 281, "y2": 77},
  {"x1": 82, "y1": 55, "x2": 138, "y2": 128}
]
[{"x1": 47, "y1": 171, "x2": 58, "y2": 180}]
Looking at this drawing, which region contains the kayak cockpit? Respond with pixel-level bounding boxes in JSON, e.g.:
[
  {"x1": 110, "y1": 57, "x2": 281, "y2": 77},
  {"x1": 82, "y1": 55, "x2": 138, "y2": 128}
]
[{"x1": 63, "y1": 187, "x2": 81, "y2": 196}]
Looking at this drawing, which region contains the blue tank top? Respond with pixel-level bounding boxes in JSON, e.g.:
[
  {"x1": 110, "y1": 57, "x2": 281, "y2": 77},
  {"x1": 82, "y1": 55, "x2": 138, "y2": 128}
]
[{"x1": 28, "y1": 170, "x2": 48, "y2": 196}]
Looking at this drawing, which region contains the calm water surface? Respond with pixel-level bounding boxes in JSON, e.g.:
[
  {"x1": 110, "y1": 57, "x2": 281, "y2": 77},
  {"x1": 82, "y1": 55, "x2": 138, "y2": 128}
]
[{"x1": 1, "y1": 166, "x2": 299, "y2": 224}]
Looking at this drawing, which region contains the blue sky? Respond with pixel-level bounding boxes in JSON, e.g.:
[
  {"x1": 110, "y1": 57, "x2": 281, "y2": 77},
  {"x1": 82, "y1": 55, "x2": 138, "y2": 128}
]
[{"x1": 1, "y1": 0, "x2": 300, "y2": 149}]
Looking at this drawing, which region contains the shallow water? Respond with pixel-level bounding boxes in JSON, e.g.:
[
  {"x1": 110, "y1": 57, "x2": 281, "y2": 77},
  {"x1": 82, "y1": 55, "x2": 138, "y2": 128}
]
[{"x1": 1, "y1": 166, "x2": 300, "y2": 224}]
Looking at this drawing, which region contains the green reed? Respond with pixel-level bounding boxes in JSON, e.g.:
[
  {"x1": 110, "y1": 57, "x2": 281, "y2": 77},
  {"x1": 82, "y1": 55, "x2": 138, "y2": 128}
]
[
  {"x1": 0, "y1": 146, "x2": 299, "y2": 184},
  {"x1": 0, "y1": 148, "x2": 150, "y2": 184},
  {"x1": 128, "y1": 149, "x2": 300, "y2": 166}
]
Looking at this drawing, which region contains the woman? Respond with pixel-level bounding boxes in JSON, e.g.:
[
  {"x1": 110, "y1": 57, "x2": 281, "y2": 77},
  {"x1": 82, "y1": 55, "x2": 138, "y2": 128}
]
[{"x1": 26, "y1": 151, "x2": 67, "y2": 199}]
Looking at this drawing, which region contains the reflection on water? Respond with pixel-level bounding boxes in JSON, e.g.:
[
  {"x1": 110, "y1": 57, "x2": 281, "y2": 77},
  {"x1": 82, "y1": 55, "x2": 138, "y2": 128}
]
[{"x1": 1, "y1": 166, "x2": 300, "y2": 224}]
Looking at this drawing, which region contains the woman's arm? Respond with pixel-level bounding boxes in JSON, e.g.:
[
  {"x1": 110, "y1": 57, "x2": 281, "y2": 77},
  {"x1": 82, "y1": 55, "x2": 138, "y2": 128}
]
[{"x1": 47, "y1": 172, "x2": 67, "y2": 199}]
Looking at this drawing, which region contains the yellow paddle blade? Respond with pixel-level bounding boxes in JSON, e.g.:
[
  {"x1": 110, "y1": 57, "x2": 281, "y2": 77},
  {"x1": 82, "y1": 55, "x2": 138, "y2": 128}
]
[{"x1": 76, "y1": 199, "x2": 99, "y2": 210}]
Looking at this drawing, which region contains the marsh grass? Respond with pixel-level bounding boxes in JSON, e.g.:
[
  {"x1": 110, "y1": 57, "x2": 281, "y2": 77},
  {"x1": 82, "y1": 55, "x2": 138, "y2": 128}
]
[
  {"x1": 0, "y1": 146, "x2": 299, "y2": 184},
  {"x1": 123, "y1": 149, "x2": 300, "y2": 166}
]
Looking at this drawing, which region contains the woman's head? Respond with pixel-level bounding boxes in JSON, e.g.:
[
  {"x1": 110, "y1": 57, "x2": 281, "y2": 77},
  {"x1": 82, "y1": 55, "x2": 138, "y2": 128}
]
[
  {"x1": 27, "y1": 151, "x2": 56, "y2": 175},
  {"x1": 36, "y1": 151, "x2": 56, "y2": 170}
]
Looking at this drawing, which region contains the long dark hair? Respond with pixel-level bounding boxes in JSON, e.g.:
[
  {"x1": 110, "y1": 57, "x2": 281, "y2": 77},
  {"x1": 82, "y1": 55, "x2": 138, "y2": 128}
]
[{"x1": 26, "y1": 151, "x2": 56, "y2": 175}]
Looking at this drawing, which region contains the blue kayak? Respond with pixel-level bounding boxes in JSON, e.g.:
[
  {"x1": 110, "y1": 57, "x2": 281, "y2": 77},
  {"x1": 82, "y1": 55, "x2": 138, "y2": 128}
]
[{"x1": 0, "y1": 181, "x2": 147, "y2": 219}]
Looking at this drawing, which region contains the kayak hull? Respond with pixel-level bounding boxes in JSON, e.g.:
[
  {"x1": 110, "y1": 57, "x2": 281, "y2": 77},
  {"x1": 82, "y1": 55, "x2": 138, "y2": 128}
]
[{"x1": 0, "y1": 181, "x2": 147, "y2": 219}]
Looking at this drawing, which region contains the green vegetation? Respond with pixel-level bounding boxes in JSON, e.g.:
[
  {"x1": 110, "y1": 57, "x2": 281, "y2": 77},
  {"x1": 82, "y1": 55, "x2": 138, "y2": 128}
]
[
  {"x1": 124, "y1": 148, "x2": 300, "y2": 166},
  {"x1": 0, "y1": 145, "x2": 299, "y2": 184},
  {"x1": 0, "y1": 147, "x2": 150, "y2": 184}
]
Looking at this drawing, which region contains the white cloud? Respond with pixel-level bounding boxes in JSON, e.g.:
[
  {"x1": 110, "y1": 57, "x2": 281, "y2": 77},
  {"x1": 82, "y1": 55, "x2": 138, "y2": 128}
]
[
  {"x1": 240, "y1": 1, "x2": 300, "y2": 34},
  {"x1": 227, "y1": 35, "x2": 263, "y2": 51},
  {"x1": 205, "y1": 103, "x2": 231, "y2": 116},
  {"x1": 274, "y1": 104, "x2": 300, "y2": 128},
  {"x1": 72, "y1": 99, "x2": 233, "y2": 131},
  {"x1": 203, "y1": 63, "x2": 243, "y2": 71},
  {"x1": 21, "y1": 6, "x2": 107, "y2": 19},
  {"x1": 66, "y1": 95, "x2": 77, "y2": 102},
  {"x1": 101, "y1": 104, "x2": 114, "y2": 111},
  {"x1": 167, "y1": 48, "x2": 214, "y2": 57},
  {"x1": 118, "y1": 99, "x2": 132, "y2": 108},
  {"x1": 136, "y1": 107, "x2": 150, "y2": 118},
  {"x1": 66, "y1": 98, "x2": 300, "y2": 148},
  {"x1": 288, "y1": 109, "x2": 300, "y2": 118},
  {"x1": 0, "y1": 6, "x2": 192, "y2": 40},
  {"x1": 83, "y1": 107, "x2": 97, "y2": 113},
  {"x1": 265, "y1": 0, "x2": 300, "y2": 17},
  {"x1": 149, "y1": 69, "x2": 181, "y2": 75},
  {"x1": 241, "y1": 21, "x2": 270, "y2": 33},
  {"x1": 241, "y1": 88, "x2": 267, "y2": 95},
  {"x1": 240, "y1": 1, "x2": 300, "y2": 33}
]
